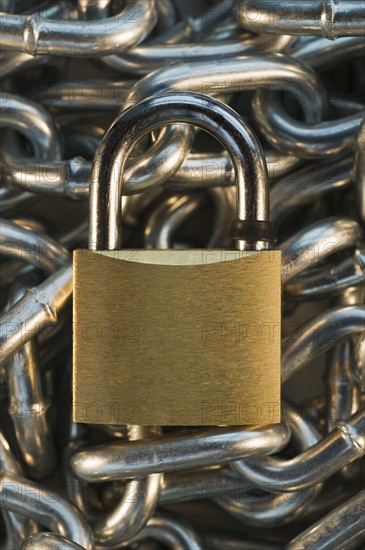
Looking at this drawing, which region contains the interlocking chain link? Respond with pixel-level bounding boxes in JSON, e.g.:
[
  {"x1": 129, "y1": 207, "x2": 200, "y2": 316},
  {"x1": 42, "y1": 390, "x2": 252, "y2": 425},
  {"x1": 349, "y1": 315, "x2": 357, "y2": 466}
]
[{"x1": 0, "y1": 1, "x2": 364, "y2": 549}]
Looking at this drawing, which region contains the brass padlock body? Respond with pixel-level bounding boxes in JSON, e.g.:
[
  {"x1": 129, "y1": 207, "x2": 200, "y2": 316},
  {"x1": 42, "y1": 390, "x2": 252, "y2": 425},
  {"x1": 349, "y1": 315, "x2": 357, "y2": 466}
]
[{"x1": 73, "y1": 250, "x2": 281, "y2": 426}]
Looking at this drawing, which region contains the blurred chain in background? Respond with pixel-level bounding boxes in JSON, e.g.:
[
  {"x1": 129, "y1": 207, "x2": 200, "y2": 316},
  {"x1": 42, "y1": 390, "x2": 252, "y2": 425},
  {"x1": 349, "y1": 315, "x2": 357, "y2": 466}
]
[{"x1": 0, "y1": 1, "x2": 364, "y2": 548}]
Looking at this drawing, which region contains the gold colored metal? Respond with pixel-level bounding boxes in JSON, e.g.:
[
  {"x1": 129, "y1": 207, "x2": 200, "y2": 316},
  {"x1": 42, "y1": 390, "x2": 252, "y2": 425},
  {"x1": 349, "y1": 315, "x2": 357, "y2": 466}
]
[{"x1": 73, "y1": 250, "x2": 281, "y2": 425}]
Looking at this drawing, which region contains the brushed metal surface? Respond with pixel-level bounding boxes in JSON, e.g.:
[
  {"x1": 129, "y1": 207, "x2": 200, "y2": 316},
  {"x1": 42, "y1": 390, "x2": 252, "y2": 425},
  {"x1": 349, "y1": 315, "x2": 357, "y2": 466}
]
[{"x1": 73, "y1": 250, "x2": 281, "y2": 425}]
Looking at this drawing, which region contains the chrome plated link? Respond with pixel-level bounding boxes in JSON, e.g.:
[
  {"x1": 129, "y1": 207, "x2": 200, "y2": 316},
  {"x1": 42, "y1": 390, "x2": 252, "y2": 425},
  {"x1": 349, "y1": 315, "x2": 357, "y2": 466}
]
[{"x1": 0, "y1": 1, "x2": 364, "y2": 548}]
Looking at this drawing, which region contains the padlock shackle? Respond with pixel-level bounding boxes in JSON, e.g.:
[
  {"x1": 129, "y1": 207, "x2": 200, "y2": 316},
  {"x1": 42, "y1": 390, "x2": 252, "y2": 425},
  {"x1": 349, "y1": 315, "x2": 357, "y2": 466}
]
[{"x1": 89, "y1": 92, "x2": 272, "y2": 251}]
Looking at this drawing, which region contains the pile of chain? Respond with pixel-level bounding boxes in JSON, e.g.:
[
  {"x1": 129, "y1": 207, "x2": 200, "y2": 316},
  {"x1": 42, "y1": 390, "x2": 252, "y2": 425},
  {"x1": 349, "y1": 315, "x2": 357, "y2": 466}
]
[{"x1": 0, "y1": 1, "x2": 365, "y2": 549}]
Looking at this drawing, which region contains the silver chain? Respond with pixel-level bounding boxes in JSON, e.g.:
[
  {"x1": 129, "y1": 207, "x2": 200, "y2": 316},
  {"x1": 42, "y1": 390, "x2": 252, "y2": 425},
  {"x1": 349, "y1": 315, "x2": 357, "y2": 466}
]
[{"x1": 0, "y1": 1, "x2": 364, "y2": 548}]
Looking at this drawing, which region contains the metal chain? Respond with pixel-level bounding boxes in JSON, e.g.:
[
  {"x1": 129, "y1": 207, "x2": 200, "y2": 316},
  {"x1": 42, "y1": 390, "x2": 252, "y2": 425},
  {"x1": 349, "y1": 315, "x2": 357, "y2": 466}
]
[{"x1": 0, "y1": 1, "x2": 364, "y2": 548}]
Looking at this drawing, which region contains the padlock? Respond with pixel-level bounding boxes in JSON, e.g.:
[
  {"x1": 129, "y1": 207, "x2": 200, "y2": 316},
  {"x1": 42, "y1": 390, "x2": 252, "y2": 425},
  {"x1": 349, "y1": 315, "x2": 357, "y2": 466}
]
[{"x1": 73, "y1": 92, "x2": 281, "y2": 426}]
